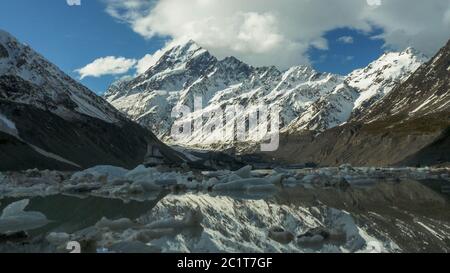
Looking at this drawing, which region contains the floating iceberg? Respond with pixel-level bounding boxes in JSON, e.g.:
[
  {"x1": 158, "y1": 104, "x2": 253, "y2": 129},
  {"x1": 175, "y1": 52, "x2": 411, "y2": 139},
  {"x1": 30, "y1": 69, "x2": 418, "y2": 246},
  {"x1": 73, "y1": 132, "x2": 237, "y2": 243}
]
[
  {"x1": 213, "y1": 178, "x2": 278, "y2": 192},
  {"x1": 0, "y1": 199, "x2": 49, "y2": 234},
  {"x1": 71, "y1": 165, "x2": 129, "y2": 183}
]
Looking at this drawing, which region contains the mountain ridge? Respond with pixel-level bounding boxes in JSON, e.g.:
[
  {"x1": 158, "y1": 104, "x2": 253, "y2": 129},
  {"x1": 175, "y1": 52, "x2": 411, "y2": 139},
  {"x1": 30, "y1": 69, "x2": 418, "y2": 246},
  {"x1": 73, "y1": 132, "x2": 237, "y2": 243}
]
[
  {"x1": 0, "y1": 30, "x2": 183, "y2": 171},
  {"x1": 105, "y1": 40, "x2": 427, "y2": 150},
  {"x1": 267, "y1": 38, "x2": 450, "y2": 167}
]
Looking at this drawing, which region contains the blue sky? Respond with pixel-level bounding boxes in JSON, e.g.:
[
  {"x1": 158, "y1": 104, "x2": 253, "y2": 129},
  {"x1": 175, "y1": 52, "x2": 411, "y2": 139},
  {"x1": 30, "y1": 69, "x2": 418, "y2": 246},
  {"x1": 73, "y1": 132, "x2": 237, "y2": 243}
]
[
  {"x1": 0, "y1": 0, "x2": 166, "y2": 93},
  {"x1": 0, "y1": 0, "x2": 416, "y2": 94},
  {"x1": 309, "y1": 27, "x2": 385, "y2": 75}
]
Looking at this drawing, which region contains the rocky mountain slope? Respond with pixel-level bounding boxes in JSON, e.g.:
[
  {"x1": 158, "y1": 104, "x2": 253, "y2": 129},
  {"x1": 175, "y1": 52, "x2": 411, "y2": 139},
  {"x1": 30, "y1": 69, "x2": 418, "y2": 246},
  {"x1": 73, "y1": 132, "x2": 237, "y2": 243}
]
[
  {"x1": 347, "y1": 48, "x2": 429, "y2": 121},
  {"x1": 105, "y1": 41, "x2": 426, "y2": 150},
  {"x1": 358, "y1": 41, "x2": 450, "y2": 122},
  {"x1": 105, "y1": 41, "x2": 342, "y2": 141},
  {"x1": 269, "y1": 38, "x2": 450, "y2": 167},
  {"x1": 0, "y1": 30, "x2": 182, "y2": 171},
  {"x1": 285, "y1": 48, "x2": 428, "y2": 132}
]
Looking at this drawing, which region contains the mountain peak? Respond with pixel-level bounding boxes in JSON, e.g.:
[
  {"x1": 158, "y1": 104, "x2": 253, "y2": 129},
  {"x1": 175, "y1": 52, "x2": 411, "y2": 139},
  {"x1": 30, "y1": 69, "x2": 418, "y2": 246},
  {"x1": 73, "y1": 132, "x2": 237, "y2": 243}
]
[
  {"x1": 0, "y1": 29, "x2": 15, "y2": 43},
  {"x1": 184, "y1": 39, "x2": 201, "y2": 48},
  {"x1": 0, "y1": 29, "x2": 20, "y2": 60},
  {"x1": 345, "y1": 44, "x2": 428, "y2": 119},
  {"x1": 402, "y1": 46, "x2": 420, "y2": 55},
  {"x1": 219, "y1": 56, "x2": 249, "y2": 68},
  {"x1": 281, "y1": 65, "x2": 320, "y2": 82},
  {"x1": 165, "y1": 39, "x2": 207, "y2": 59},
  {"x1": 401, "y1": 47, "x2": 429, "y2": 61},
  {"x1": 403, "y1": 46, "x2": 418, "y2": 54},
  {"x1": 358, "y1": 37, "x2": 450, "y2": 122},
  {"x1": 376, "y1": 47, "x2": 428, "y2": 64},
  {"x1": 285, "y1": 65, "x2": 316, "y2": 74},
  {"x1": 176, "y1": 39, "x2": 203, "y2": 52}
]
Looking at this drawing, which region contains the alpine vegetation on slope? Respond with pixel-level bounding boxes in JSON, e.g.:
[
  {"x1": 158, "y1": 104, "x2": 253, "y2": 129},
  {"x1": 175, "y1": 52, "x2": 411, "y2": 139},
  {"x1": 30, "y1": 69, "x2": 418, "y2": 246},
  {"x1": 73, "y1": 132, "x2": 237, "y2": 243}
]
[
  {"x1": 0, "y1": 30, "x2": 182, "y2": 171},
  {"x1": 105, "y1": 41, "x2": 426, "y2": 150}
]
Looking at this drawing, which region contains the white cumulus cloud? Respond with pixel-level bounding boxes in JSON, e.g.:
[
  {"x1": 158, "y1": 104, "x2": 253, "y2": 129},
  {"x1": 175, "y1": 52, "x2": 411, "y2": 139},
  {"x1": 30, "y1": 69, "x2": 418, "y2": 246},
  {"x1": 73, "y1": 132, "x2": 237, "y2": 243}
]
[
  {"x1": 101, "y1": 0, "x2": 450, "y2": 69},
  {"x1": 337, "y1": 36, "x2": 354, "y2": 44},
  {"x1": 76, "y1": 56, "x2": 137, "y2": 79}
]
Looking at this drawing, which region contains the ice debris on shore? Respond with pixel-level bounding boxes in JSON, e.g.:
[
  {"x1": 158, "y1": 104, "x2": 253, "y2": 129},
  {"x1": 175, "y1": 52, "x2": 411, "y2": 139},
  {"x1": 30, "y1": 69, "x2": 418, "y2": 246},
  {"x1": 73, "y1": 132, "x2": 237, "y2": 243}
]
[{"x1": 0, "y1": 165, "x2": 449, "y2": 199}]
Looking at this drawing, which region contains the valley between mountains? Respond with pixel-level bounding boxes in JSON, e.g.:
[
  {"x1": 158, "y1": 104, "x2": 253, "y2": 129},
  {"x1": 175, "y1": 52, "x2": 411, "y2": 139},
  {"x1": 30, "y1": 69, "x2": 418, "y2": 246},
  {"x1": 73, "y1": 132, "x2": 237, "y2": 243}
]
[{"x1": 0, "y1": 29, "x2": 449, "y2": 253}]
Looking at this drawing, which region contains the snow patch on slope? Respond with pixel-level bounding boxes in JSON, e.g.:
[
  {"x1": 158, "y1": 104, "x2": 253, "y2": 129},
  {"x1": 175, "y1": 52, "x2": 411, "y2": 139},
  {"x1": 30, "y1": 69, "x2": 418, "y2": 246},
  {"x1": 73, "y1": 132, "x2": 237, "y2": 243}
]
[
  {"x1": 0, "y1": 29, "x2": 119, "y2": 124},
  {"x1": 28, "y1": 144, "x2": 81, "y2": 168},
  {"x1": 0, "y1": 111, "x2": 80, "y2": 168},
  {"x1": 0, "y1": 113, "x2": 17, "y2": 134},
  {"x1": 347, "y1": 48, "x2": 428, "y2": 115}
]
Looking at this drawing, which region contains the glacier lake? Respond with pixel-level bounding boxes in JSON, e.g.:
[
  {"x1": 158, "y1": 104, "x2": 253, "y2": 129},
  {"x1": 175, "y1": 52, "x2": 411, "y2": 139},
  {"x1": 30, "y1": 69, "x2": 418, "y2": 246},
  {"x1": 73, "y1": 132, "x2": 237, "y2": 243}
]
[{"x1": 0, "y1": 170, "x2": 449, "y2": 253}]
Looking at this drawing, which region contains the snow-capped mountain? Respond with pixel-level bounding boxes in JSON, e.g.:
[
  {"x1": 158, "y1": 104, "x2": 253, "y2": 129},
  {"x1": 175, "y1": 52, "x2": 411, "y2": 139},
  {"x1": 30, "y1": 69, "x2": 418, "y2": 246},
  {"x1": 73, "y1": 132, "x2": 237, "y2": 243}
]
[
  {"x1": 0, "y1": 30, "x2": 182, "y2": 171},
  {"x1": 271, "y1": 37, "x2": 450, "y2": 167},
  {"x1": 360, "y1": 40, "x2": 450, "y2": 122},
  {"x1": 105, "y1": 41, "x2": 347, "y2": 147},
  {"x1": 0, "y1": 30, "x2": 121, "y2": 123},
  {"x1": 284, "y1": 83, "x2": 359, "y2": 132},
  {"x1": 105, "y1": 40, "x2": 260, "y2": 141},
  {"x1": 347, "y1": 48, "x2": 429, "y2": 121},
  {"x1": 106, "y1": 40, "x2": 426, "y2": 149},
  {"x1": 285, "y1": 48, "x2": 428, "y2": 133}
]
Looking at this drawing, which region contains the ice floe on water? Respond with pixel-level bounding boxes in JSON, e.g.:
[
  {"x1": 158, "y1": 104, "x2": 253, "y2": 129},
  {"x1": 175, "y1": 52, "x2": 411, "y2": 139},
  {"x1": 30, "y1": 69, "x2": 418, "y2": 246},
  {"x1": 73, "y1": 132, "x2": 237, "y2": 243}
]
[
  {"x1": 71, "y1": 166, "x2": 129, "y2": 184},
  {"x1": 0, "y1": 199, "x2": 49, "y2": 234},
  {"x1": 1, "y1": 165, "x2": 449, "y2": 199},
  {"x1": 1, "y1": 194, "x2": 394, "y2": 253},
  {"x1": 0, "y1": 164, "x2": 449, "y2": 252}
]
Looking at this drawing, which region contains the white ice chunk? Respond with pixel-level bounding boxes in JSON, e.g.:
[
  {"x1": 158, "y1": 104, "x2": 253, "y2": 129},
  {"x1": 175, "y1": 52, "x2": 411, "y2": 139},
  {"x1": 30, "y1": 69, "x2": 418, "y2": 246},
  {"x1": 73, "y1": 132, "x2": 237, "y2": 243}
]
[
  {"x1": 213, "y1": 178, "x2": 273, "y2": 191},
  {"x1": 1, "y1": 199, "x2": 30, "y2": 218},
  {"x1": 95, "y1": 217, "x2": 136, "y2": 232},
  {"x1": 71, "y1": 165, "x2": 129, "y2": 183},
  {"x1": 234, "y1": 165, "x2": 252, "y2": 179},
  {"x1": 130, "y1": 181, "x2": 162, "y2": 193},
  {"x1": 46, "y1": 232, "x2": 71, "y2": 246},
  {"x1": 0, "y1": 199, "x2": 49, "y2": 234},
  {"x1": 266, "y1": 174, "x2": 284, "y2": 184},
  {"x1": 126, "y1": 165, "x2": 155, "y2": 182}
]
